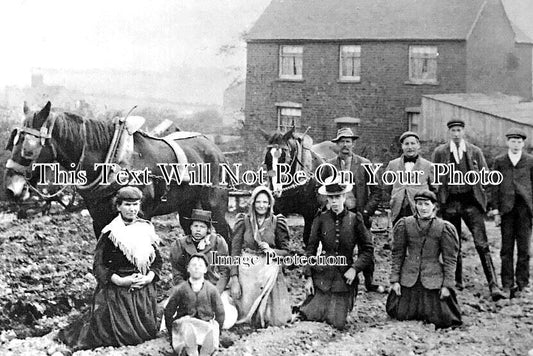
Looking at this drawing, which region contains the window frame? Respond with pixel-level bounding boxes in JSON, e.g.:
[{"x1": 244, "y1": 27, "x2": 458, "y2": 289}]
[
  {"x1": 408, "y1": 45, "x2": 438, "y2": 84},
  {"x1": 339, "y1": 45, "x2": 361, "y2": 82},
  {"x1": 279, "y1": 45, "x2": 303, "y2": 80},
  {"x1": 275, "y1": 102, "x2": 302, "y2": 132}
]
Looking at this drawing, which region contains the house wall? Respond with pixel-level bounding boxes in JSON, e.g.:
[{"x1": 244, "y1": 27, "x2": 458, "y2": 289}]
[
  {"x1": 244, "y1": 41, "x2": 467, "y2": 160},
  {"x1": 466, "y1": 0, "x2": 533, "y2": 98}
]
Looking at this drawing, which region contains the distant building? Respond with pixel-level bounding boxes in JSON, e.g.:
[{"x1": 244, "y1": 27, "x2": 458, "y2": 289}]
[{"x1": 244, "y1": 0, "x2": 533, "y2": 158}]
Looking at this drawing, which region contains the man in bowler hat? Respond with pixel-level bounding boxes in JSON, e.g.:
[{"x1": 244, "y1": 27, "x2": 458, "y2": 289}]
[
  {"x1": 431, "y1": 119, "x2": 505, "y2": 300},
  {"x1": 488, "y1": 127, "x2": 533, "y2": 298}
]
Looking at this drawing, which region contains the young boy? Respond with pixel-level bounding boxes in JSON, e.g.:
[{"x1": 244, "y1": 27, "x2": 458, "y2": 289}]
[{"x1": 164, "y1": 254, "x2": 225, "y2": 356}]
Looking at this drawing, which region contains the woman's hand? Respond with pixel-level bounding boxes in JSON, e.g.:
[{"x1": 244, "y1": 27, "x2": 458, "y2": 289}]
[
  {"x1": 130, "y1": 272, "x2": 155, "y2": 290},
  {"x1": 439, "y1": 287, "x2": 450, "y2": 300},
  {"x1": 230, "y1": 276, "x2": 241, "y2": 300},
  {"x1": 304, "y1": 278, "x2": 315, "y2": 296},
  {"x1": 343, "y1": 267, "x2": 357, "y2": 285},
  {"x1": 257, "y1": 241, "x2": 274, "y2": 254},
  {"x1": 391, "y1": 282, "x2": 401, "y2": 296},
  {"x1": 111, "y1": 274, "x2": 135, "y2": 287}
]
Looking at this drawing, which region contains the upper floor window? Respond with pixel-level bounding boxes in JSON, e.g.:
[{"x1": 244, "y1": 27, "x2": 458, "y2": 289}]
[
  {"x1": 339, "y1": 45, "x2": 361, "y2": 81},
  {"x1": 409, "y1": 46, "x2": 438, "y2": 84},
  {"x1": 279, "y1": 45, "x2": 303, "y2": 80}
]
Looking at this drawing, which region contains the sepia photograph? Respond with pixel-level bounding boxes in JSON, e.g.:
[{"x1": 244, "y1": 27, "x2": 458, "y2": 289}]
[{"x1": 1, "y1": 0, "x2": 533, "y2": 355}]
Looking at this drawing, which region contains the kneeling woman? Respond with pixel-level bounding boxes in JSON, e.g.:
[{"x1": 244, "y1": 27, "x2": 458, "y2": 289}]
[
  {"x1": 387, "y1": 190, "x2": 462, "y2": 328},
  {"x1": 59, "y1": 186, "x2": 162, "y2": 349},
  {"x1": 229, "y1": 185, "x2": 292, "y2": 327}
]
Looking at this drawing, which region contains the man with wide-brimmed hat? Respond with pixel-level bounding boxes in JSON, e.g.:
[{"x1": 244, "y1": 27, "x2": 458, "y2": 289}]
[
  {"x1": 385, "y1": 131, "x2": 435, "y2": 225},
  {"x1": 431, "y1": 119, "x2": 506, "y2": 301},
  {"x1": 300, "y1": 176, "x2": 374, "y2": 329},
  {"x1": 321, "y1": 127, "x2": 383, "y2": 293},
  {"x1": 170, "y1": 209, "x2": 230, "y2": 294},
  {"x1": 488, "y1": 127, "x2": 533, "y2": 298}
]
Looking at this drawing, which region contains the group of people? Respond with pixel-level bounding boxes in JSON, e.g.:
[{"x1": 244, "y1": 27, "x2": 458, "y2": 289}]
[{"x1": 57, "y1": 118, "x2": 532, "y2": 355}]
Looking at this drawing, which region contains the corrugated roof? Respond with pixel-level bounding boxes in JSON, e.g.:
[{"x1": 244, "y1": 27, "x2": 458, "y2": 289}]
[
  {"x1": 511, "y1": 22, "x2": 533, "y2": 44},
  {"x1": 423, "y1": 93, "x2": 533, "y2": 126},
  {"x1": 247, "y1": 0, "x2": 486, "y2": 41}
]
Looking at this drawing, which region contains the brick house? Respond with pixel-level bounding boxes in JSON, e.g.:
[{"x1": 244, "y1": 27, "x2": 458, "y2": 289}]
[{"x1": 244, "y1": 0, "x2": 533, "y2": 159}]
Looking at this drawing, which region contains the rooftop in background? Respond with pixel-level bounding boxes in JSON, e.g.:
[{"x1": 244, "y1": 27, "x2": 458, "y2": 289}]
[
  {"x1": 246, "y1": 0, "x2": 532, "y2": 43},
  {"x1": 423, "y1": 93, "x2": 533, "y2": 126}
]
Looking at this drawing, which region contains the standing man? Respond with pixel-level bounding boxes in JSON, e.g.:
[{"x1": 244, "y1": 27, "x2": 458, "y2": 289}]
[
  {"x1": 301, "y1": 177, "x2": 374, "y2": 330},
  {"x1": 488, "y1": 128, "x2": 533, "y2": 298},
  {"x1": 323, "y1": 127, "x2": 384, "y2": 293},
  {"x1": 385, "y1": 131, "x2": 435, "y2": 225},
  {"x1": 431, "y1": 119, "x2": 505, "y2": 301}
]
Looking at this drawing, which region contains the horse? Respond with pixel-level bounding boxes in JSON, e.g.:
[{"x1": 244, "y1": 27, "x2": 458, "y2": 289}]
[
  {"x1": 260, "y1": 127, "x2": 337, "y2": 246},
  {"x1": 4, "y1": 102, "x2": 231, "y2": 241}
]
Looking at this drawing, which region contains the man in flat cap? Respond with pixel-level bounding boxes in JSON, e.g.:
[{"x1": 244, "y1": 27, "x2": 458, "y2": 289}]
[
  {"x1": 385, "y1": 131, "x2": 435, "y2": 225},
  {"x1": 488, "y1": 127, "x2": 533, "y2": 298},
  {"x1": 321, "y1": 127, "x2": 384, "y2": 293},
  {"x1": 431, "y1": 119, "x2": 506, "y2": 300}
]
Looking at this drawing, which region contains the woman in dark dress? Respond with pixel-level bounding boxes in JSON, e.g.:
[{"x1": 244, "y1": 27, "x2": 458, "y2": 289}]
[
  {"x1": 59, "y1": 186, "x2": 162, "y2": 350},
  {"x1": 387, "y1": 190, "x2": 462, "y2": 329}
]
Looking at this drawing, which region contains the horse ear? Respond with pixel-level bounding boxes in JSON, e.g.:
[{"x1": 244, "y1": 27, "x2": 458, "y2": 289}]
[
  {"x1": 23, "y1": 101, "x2": 30, "y2": 115},
  {"x1": 34, "y1": 101, "x2": 51, "y2": 127},
  {"x1": 282, "y1": 126, "x2": 295, "y2": 141},
  {"x1": 259, "y1": 128, "x2": 271, "y2": 141}
]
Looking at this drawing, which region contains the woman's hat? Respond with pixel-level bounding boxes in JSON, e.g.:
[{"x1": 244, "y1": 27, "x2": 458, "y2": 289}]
[
  {"x1": 184, "y1": 209, "x2": 217, "y2": 224},
  {"x1": 115, "y1": 186, "x2": 143, "y2": 202},
  {"x1": 331, "y1": 127, "x2": 359, "y2": 142},
  {"x1": 414, "y1": 190, "x2": 437, "y2": 203},
  {"x1": 318, "y1": 176, "x2": 353, "y2": 196}
]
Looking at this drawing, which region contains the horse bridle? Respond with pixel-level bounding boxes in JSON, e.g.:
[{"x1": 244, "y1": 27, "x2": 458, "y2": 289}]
[{"x1": 8, "y1": 113, "x2": 88, "y2": 199}]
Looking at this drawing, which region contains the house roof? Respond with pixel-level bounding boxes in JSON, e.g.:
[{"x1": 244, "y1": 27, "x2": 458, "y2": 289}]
[
  {"x1": 246, "y1": 0, "x2": 487, "y2": 41},
  {"x1": 511, "y1": 21, "x2": 533, "y2": 44},
  {"x1": 423, "y1": 93, "x2": 533, "y2": 126}
]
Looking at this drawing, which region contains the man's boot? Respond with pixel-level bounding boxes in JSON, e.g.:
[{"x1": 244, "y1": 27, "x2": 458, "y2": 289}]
[{"x1": 478, "y1": 247, "x2": 506, "y2": 301}]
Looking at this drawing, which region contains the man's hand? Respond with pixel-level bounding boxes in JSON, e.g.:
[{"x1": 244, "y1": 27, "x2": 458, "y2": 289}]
[
  {"x1": 343, "y1": 267, "x2": 357, "y2": 285},
  {"x1": 494, "y1": 214, "x2": 501, "y2": 227},
  {"x1": 439, "y1": 287, "x2": 451, "y2": 300},
  {"x1": 391, "y1": 282, "x2": 401, "y2": 296},
  {"x1": 304, "y1": 278, "x2": 315, "y2": 296}
]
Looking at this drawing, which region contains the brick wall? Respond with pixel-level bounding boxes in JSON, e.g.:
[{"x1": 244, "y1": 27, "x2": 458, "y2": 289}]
[{"x1": 244, "y1": 40, "x2": 467, "y2": 161}]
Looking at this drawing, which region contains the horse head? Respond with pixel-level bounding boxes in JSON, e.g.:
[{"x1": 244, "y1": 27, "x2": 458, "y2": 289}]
[
  {"x1": 260, "y1": 127, "x2": 314, "y2": 196},
  {"x1": 4, "y1": 102, "x2": 58, "y2": 201}
]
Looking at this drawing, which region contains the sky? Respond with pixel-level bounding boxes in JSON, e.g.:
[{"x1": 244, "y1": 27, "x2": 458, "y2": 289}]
[
  {"x1": 0, "y1": 0, "x2": 271, "y2": 87},
  {"x1": 0, "y1": 0, "x2": 532, "y2": 88}
]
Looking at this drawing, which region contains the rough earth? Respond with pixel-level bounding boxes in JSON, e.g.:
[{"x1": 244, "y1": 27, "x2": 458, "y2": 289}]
[{"x1": 0, "y1": 211, "x2": 532, "y2": 356}]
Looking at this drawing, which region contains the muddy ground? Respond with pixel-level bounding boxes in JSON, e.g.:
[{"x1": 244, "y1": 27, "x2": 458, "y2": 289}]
[{"x1": 0, "y1": 210, "x2": 532, "y2": 356}]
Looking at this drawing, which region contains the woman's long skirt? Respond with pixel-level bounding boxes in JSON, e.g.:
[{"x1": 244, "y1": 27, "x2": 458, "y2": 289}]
[
  {"x1": 58, "y1": 283, "x2": 158, "y2": 350},
  {"x1": 235, "y1": 252, "x2": 292, "y2": 327},
  {"x1": 386, "y1": 280, "x2": 462, "y2": 329}
]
